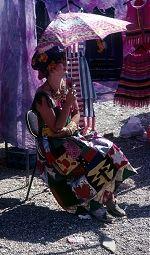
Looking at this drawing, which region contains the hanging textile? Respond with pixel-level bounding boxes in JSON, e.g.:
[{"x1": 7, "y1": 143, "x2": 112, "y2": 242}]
[
  {"x1": 125, "y1": 0, "x2": 150, "y2": 46},
  {"x1": 0, "y1": 0, "x2": 39, "y2": 147},
  {"x1": 67, "y1": 45, "x2": 85, "y2": 130},
  {"x1": 44, "y1": 0, "x2": 127, "y2": 20},
  {"x1": 85, "y1": 6, "x2": 123, "y2": 81},
  {"x1": 67, "y1": 44, "x2": 96, "y2": 134},
  {"x1": 35, "y1": 0, "x2": 50, "y2": 42},
  {"x1": 114, "y1": 0, "x2": 150, "y2": 107},
  {"x1": 78, "y1": 44, "x2": 97, "y2": 133}
]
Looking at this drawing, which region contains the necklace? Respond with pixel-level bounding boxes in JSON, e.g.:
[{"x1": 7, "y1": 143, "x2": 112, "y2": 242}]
[{"x1": 47, "y1": 79, "x2": 67, "y2": 101}]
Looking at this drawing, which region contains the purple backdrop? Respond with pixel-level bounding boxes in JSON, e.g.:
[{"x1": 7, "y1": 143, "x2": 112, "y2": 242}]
[
  {"x1": 44, "y1": 0, "x2": 127, "y2": 20},
  {"x1": 0, "y1": 0, "x2": 39, "y2": 148}
]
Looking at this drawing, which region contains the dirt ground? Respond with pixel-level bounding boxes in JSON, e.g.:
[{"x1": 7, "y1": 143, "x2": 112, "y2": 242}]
[{"x1": 0, "y1": 100, "x2": 149, "y2": 255}]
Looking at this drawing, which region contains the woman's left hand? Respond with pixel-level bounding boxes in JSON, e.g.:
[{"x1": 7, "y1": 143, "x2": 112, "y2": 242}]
[{"x1": 53, "y1": 127, "x2": 71, "y2": 137}]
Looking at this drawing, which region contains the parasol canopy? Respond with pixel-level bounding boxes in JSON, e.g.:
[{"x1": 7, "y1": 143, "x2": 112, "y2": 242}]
[{"x1": 36, "y1": 11, "x2": 130, "y2": 52}]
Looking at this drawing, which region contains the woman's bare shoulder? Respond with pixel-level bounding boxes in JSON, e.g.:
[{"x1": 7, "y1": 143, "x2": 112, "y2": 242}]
[{"x1": 36, "y1": 82, "x2": 48, "y2": 92}]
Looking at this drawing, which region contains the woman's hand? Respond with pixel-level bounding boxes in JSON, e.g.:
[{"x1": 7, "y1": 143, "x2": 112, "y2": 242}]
[
  {"x1": 53, "y1": 127, "x2": 71, "y2": 137},
  {"x1": 65, "y1": 88, "x2": 77, "y2": 106},
  {"x1": 53, "y1": 120, "x2": 78, "y2": 137}
]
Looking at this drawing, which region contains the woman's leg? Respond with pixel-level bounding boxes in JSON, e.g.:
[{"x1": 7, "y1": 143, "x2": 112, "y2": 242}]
[{"x1": 104, "y1": 194, "x2": 126, "y2": 217}]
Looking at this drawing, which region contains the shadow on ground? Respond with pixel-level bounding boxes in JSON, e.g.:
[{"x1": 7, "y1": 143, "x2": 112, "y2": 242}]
[
  {"x1": 0, "y1": 197, "x2": 104, "y2": 245},
  {"x1": 120, "y1": 202, "x2": 150, "y2": 219},
  {"x1": 0, "y1": 166, "x2": 28, "y2": 181}
]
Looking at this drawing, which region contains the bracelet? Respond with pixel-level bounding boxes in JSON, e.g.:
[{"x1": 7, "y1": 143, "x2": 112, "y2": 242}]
[
  {"x1": 42, "y1": 127, "x2": 54, "y2": 137},
  {"x1": 66, "y1": 121, "x2": 78, "y2": 135}
]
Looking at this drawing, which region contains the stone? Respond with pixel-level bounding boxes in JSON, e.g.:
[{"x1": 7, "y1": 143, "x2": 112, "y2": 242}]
[{"x1": 102, "y1": 236, "x2": 116, "y2": 253}]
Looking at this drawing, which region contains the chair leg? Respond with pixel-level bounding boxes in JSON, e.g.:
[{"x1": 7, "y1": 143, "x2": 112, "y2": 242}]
[
  {"x1": 25, "y1": 150, "x2": 30, "y2": 187},
  {"x1": 24, "y1": 161, "x2": 37, "y2": 201}
]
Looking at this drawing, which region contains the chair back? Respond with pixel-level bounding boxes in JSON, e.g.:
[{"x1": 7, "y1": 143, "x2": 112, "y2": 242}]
[{"x1": 26, "y1": 110, "x2": 39, "y2": 138}]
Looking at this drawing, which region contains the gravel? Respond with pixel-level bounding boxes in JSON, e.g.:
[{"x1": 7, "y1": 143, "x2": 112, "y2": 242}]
[{"x1": 0, "y1": 100, "x2": 149, "y2": 255}]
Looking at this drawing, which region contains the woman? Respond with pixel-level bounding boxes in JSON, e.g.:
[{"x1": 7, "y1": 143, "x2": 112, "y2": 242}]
[{"x1": 31, "y1": 46, "x2": 136, "y2": 220}]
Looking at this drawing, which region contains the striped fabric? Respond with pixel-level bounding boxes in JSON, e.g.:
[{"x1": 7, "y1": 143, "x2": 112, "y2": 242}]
[
  {"x1": 67, "y1": 47, "x2": 85, "y2": 129},
  {"x1": 114, "y1": 49, "x2": 150, "y2": 107},
  {"x1": 114, "y1": 0, "x2": 150, "y2": 107},
  {"x1": 67, "y1": 44, "x2": 96, "y2": 133}
]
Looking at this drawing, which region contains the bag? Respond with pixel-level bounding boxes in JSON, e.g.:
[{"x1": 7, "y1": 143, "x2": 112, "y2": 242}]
[{"x1": 119, "y1": 116, "x2": 145, "y2": 138}]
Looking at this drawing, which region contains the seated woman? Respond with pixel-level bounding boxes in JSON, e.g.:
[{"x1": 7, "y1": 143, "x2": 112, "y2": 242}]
[{"x1": 31, "y1": 46, "x2": 136, "y2": 220}]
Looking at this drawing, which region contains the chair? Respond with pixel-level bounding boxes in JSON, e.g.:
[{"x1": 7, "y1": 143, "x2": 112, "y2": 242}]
[
  {"x1": 24, "y1": 110, "x2": 45, "y2": 201},
  {"x1": 26, "y1": 110, "x2": 39, "y2": 138}
]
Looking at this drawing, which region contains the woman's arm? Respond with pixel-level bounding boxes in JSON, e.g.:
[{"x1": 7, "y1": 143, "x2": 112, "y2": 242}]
[
  {"x1": 54, "y1": 100, "x2": 80, "y2": 137},
  {"x1": 70, "y1": 99, "x2": 80, "y2": 124},
  {"x1": 36, "y1": 89, "x2": 77, "y2": 132},
  {"x1": 55, "y1": 88, "x2": 78, "y2": 130}
]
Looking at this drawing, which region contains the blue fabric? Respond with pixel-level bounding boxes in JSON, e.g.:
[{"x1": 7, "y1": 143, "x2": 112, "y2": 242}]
[{"x1": 79, "y1": 55, "x2": 96, "y2": 100}]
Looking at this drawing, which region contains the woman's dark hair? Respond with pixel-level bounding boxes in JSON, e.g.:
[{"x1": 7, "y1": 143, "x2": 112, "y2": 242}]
[{"x1": 31, "y1": 46, "x2": 66, "y2": 77}]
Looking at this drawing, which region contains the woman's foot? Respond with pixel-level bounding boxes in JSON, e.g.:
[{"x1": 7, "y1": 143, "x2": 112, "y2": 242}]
[
  {"x1": 75, "y1": 206, "x2": 92, "y2": 220},
  {"x1": 105, "y1": 199, "x2": 126, "y2": 217},
  {"x1": 90, "y1": 208, "x2": 114, "y2": 223}
]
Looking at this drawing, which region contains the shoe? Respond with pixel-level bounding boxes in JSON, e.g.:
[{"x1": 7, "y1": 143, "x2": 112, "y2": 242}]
[
  {"x1": 105, "y1": 199, "x2": 126, "y2": 217},
  {"x1": 103, "y1": 211, "x2": 116, "y2": 224},
  {"x1": 103, "y1": 132, "x2": 114, "y2": 139},
  {"x1": 91, "y1": 208, "x2": 114, "y2": 224},
  {"x1": 91, "y1": 207, "x2": 106, "y2": 219}
]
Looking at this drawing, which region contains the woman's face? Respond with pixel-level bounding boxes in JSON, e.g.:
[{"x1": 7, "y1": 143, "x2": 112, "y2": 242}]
[{"x1": 55, "y1": 61, "x2": 67, "y2": 78}]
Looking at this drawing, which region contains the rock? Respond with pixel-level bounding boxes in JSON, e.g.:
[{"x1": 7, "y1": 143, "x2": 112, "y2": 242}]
[
  {"x1": 77, "y1": 214, "x2": 92, "y2": 220},
  {"x1": 102, "y1": 236, "x2": 116, "y2": 253},
  {"x1": 67, "y1": 236, "x2": 85, "y2": 244}
]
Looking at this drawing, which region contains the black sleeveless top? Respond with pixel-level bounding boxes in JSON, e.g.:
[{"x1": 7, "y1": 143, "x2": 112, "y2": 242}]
[{"x1": 31, "y1": 90, "x2": 61, "y2": 136}]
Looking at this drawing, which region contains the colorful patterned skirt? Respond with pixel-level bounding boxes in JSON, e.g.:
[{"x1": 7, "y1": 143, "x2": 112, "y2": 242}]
[{"x1": 37, "y1": 133, "x2": 136, "y2": 213}]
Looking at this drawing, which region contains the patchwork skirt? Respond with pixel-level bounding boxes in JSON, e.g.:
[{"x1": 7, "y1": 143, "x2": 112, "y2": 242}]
[{"x1": 37, "y1": 133, "x2": 136, "y2": 213}]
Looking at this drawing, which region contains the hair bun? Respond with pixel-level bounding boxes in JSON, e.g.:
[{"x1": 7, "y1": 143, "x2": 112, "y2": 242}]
[{"x1": 31, "y1": 46, "x2": 65, "y2": 73}]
